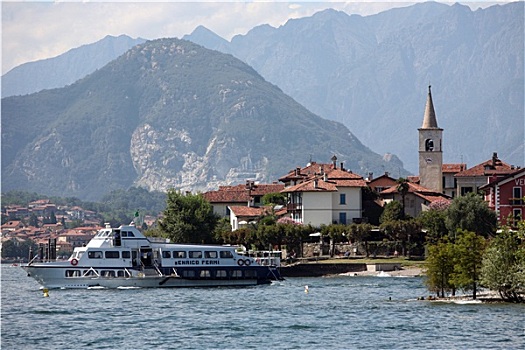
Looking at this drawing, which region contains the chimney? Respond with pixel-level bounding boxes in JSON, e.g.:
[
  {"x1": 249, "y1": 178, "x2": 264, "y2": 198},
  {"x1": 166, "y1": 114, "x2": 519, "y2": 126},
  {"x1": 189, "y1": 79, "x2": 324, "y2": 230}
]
[
  {"x1": 368, "y1": 172, "x2": 374, "y2": 180},
  {"x1": 492, "y1": 152, "x2": 498, "y2": 167},
  {"x1": 313, "y1": 179, "x2": 318, "y2": 189},
  {"x1": 340, "y1": 162, "x2": 344, "y2": 171},
  {"x1": 331, "y1": 155, "x2": 337, "y2": 168}
]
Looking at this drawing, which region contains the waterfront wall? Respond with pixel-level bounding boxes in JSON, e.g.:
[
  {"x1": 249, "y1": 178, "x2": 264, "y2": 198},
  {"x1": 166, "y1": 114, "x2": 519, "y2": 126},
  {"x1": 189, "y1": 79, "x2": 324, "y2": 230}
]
[{"x1": 280, "y1": 263, "x2": 367, "y2": 277}]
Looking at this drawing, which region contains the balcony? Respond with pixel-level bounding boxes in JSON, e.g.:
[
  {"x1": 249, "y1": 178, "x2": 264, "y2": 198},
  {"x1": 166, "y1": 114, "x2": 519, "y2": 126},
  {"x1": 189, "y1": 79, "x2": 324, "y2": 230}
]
[
  {"x1": 508, "y1": 198, "x2": 524, "y2": 205},
  {"x1": 287, "y1": 203, "x2": 303, "y2": 211}
]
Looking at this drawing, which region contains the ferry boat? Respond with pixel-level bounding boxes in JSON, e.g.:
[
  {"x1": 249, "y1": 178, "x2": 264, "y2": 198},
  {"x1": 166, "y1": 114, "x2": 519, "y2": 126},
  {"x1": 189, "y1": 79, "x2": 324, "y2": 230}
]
[{"x1": 22, "y1": 224, "x2": 283, "y2": 289}]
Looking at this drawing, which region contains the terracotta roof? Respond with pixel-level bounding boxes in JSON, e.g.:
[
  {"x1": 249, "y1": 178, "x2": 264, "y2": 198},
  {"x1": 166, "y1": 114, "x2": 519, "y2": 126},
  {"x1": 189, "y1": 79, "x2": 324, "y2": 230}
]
[
  {"x1": 414, "y1": 192, "x2": 451, "y2": 204},
  {"x1": 442, "y1": 163, "x2": 467, "y2": 173},
  {"x1": 380, "y1": 181, "x2": 436, "y2": 195},
  {"x1": 202, "y1": 189, "x2": 249, "y2": 203},
  {"x1": 229, "y1": 206, "x2": 271, "y2": 217},
  {"x1": 479, "y1": 167, "x2": 525, "y2": 190},
  {"x1": 455, "y1": 154, "x2": 513, "y2": 177},
  {"x1": 331, "y1": 179, "x2": 367, "y2": 187},
  {"x1": 281, "y1": 178, "x2": 338, "y2": 193},
  {"x1": 249, "y1": 183, "x2": 285, "y2": 195},
  {"x1": 407, "y1": 176, "x2": 420, "y2": 183},
  {"x1": 326, "y1": 168, "x2": 362, "y2": 180},
  {"x1": 203, "y1": 183, "x2": 284, "y2": 203}
]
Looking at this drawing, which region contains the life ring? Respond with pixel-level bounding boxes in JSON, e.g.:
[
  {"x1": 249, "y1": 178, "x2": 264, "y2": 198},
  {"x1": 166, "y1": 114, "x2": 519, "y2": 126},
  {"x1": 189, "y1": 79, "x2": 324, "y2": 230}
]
[
  {"x1": 70, "y1": 258, "x2": 78, "y2": 266},
  {"x1": 237, "y1": 259, "x2": 245, "y2": 266},
  {"x1": 244, "y1": 259, "x2": 251, "y2": 266}
]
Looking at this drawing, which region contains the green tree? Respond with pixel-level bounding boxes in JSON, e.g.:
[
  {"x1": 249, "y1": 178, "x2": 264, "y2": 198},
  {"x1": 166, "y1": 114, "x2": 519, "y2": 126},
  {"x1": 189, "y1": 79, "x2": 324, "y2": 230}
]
[
  {"x1": 396, "y1": 178, "x2": 409, "y2": 218},
  {"x1": 158, "y1": 190, "x2": 218, "y2": 243},
  {"x1": 481, "y1": 227, "x2": 525, "y2": 302},
  {"x1": 1, "y1": 239, "x2": 38, "y2": 260},
  {"x1": 446, "y1": 193, "x2": 497, "y2": 239},
  {"x1": 451, "y1": 230, "x2": 486, "y2": 299},
  {"x1": 425, "y1": 239, "x2": 456, "y2": 297},
  {"x1": 380, "y1": 201, "x2": 404, "y2": 224},
  {"x1": 347, "y1": 223, "x2": 373, "y2": 257},
  {"x1": 28, "y1": 213, "x2": 39, "y2": 227},
  {"x1": 418, "y1": 204, "x2": 449, "y2": 244},
  {"x1": 262, "y1": 192, "x2": 286, "y2": 206}
]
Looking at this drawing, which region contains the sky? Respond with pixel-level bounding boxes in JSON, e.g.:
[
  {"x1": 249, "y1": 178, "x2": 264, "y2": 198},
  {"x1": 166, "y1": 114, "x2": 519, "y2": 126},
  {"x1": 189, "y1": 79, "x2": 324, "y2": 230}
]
[{"x1": 1, "y1": 0, "x2": 509, "y2": 75}]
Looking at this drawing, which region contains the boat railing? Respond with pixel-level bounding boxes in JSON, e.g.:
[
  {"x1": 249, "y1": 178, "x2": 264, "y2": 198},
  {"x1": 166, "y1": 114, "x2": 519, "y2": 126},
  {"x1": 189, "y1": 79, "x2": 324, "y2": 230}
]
[
  {"x1": 82, "y1": 267, "x2": 100, "y2": 277},
  {"x1": 152, "y1": 260, "x2": 163, "y2": 276},
  {"x1": 26, "y1": 254, "x2": 39, "y2": 266}
]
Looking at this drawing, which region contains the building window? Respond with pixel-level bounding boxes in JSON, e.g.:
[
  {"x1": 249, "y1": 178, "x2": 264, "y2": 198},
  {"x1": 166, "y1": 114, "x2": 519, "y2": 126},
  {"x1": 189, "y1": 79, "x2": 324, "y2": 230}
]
[
  {"x1": 461, "y1": 187, "x2": 473, "y2": 196},
  {"x1": 340, "y1": 193, "x2": 346, "y2": 205},
  {"x1": 513, "y1": 187, "x2": 523, "y2": 205},
  {"x1": 339, "y1": 212, "x2": 347, "y2": 225},
  {"x1": 513, "y1": 209, "x2": 522, "y2": 222}
]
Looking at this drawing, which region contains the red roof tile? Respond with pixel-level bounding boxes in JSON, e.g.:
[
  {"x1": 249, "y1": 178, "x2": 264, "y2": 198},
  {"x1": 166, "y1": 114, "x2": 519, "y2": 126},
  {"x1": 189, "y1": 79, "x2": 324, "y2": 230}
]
[
  {"x1": 442, "y1": 163, "x2": 467, "y2": 173},
  {"x1": 229, "y1": 206, "x2": 272, "y2": 217},
  {"x1": 455, "y1": 154, "x2": 513, "y2": 177},
  {"x1": 281, "y1": 179, "x2": 338, "y2": 193}
]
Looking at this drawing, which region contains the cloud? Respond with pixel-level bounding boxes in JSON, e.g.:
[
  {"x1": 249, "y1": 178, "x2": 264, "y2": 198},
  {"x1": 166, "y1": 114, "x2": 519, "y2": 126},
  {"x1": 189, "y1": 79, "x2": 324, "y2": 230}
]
[{"x1": 1, "y1": 1, "x2": 507, "y2": 74}]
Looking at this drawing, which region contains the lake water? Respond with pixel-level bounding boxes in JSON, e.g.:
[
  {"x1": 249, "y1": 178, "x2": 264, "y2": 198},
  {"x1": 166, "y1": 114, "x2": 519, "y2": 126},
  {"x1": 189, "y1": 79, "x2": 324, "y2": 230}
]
[{"x1": 1, "y1": 264, "x2": 524, "y2": 349}]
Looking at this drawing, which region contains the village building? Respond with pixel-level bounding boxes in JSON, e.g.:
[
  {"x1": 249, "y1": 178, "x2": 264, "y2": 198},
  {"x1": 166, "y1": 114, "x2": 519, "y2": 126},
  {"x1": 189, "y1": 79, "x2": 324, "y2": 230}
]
[
  {"x1": 367, "y1": 172, "x2": 397, "y2": 193},
  {"x1": 380, "y1": 182, "x2": 450, "y2": 218},
  {"x1": 479, "y1": 167, "x2": 525, "y2": 228},
  {"x1": 442, "y1": 163, "x2": 467, "y2": 198},
  {"x1": 229, "y1": 206, "x2": 273, "y2": 231},
  {"x1": 203, "y1": 181, "x2": 284, "y2": 218},
  {"x1": 280, "y1": 156, "x2": 367, "y2": 226},
  {"x1": 454, "y1": 152, "x2": 516, "y2": 196}
]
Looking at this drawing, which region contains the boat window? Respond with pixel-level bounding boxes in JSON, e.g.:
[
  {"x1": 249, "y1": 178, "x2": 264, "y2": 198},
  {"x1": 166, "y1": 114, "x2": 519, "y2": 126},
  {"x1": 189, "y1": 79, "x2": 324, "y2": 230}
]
[
  {"x1": 101, "y1": 270, "x2": 115, "y2": 278},
  {"x1": 189, "y1": 251, "x2": 202, "y2": 259},
  {"x1": 105, "y1": 251, "x2": 120, "y2": 259},
  {"x1": 220, "y1": 251, "x2": 234, "y2": 259},
  {"x1": 204, "y1": 251, "x2": 217, "y2": 259},
  {"x1": 216, "y1": 270, "x2": 227, "y2": 278},
  {"x1": 88, "y1": 251, "x2": 103, "y2": 259},
  {"x1": 102, "y1": 231, "x2": 110, "y2": 237},
  {"x1": 162, "y1": 251, "x2": 171, "y2": 258},
  {"x1": 183, "y1": 270, "x2": 195, "y2": 278},
  {"x1": 117, "y1": 270, "x2": 129, "y2": 278},
  {"x1": 173, "y1": 251, "x2": 186, "y2": 258},
  {"x1": 122, "y1": 231, "x2": 135, "y2": 237},
  {"x1": 231, "y1": 270, "x2": 242, "y2": 278},
  {"x1": 200, "y1": 270, "x2": 211, "y2": 278},
  {"x1": 65, "y1": 270, "x2": 81, "y2": 277},
  {"x1": 122, "y1": 251, "x2": 131, "y2": 259}
]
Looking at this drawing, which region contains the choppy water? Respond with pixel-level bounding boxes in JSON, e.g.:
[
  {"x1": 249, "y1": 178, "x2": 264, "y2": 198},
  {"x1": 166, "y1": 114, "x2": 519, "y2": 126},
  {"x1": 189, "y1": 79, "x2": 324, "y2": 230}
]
[{"x1": 1, "y1": 264, "x2": 524, "y2": 349}]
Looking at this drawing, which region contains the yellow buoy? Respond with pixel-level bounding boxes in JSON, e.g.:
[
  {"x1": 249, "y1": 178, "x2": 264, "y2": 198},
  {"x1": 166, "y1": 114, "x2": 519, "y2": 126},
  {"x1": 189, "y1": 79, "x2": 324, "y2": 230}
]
[
  {"x1": 43, "y1": 288, "x2": 49, "y2": 297},
  {"x1": 304, "y1": 285, "x2": 309, "y2": 294}
]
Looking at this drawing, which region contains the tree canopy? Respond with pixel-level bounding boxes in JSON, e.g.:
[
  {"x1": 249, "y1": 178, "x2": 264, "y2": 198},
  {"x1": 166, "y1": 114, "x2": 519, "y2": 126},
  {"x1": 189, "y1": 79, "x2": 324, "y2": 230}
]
[
  {"x1": 446, "y1": 193, "x2": 497, "y2": 238},
  {"x1": 157, "y1": 189, "x2": 218, "y2": 243}
]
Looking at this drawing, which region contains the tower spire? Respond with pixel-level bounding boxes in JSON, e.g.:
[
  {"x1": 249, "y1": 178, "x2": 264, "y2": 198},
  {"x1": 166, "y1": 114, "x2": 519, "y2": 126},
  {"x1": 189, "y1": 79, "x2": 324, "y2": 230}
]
[{"x1": 422, "y1": 85, "x2": 438, "y2": 128}]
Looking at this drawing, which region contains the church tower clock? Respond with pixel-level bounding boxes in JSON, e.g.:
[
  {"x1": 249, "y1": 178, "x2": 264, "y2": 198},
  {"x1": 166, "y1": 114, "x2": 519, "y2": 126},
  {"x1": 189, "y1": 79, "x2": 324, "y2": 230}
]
[{"x1": 418, "y1": 85, "x2": 443, "y2": 193}]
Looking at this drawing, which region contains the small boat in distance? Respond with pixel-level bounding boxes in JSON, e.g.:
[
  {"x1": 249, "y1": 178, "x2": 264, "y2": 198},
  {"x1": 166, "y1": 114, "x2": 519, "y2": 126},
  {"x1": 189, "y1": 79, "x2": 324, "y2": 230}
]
[{"x1": 22, "y1": 223, "x2": 283, "y2": 289}]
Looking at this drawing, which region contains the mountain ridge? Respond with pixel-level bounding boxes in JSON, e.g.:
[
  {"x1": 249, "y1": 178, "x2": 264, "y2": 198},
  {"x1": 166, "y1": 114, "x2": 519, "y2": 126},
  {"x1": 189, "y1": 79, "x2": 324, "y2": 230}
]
[{"x1": 2, "y1": 38, "x2": 405, "y2": 201}]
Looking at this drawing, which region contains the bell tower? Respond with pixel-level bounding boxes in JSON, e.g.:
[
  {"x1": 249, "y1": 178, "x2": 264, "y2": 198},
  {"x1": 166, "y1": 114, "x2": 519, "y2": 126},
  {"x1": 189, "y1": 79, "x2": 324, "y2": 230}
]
[{"x1": 418, "y1": 85, "x2": 443, "y2": 193}]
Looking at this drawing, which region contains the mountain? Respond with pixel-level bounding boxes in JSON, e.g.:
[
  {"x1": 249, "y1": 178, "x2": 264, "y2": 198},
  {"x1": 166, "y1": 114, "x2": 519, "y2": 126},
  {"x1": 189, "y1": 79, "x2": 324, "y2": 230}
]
[
  {"x1": 1, "y1": 34, "x2": 146, "y2": 98},
  {"x1": 184, "y1": 2, "x2": 524, "y2": 172},
  {"x1": 1, "y1": 38, "x2": 405, "y2": 201}
]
